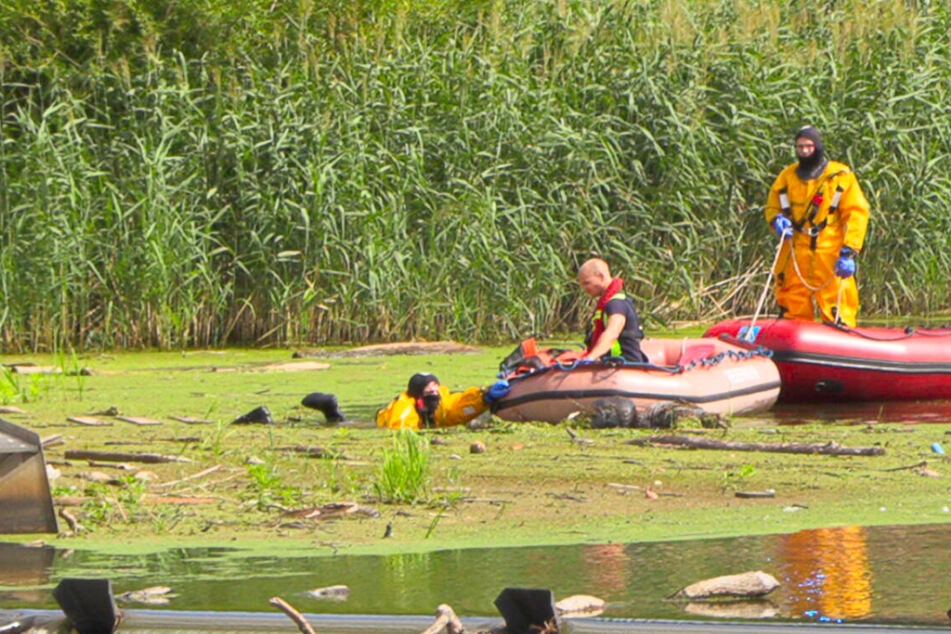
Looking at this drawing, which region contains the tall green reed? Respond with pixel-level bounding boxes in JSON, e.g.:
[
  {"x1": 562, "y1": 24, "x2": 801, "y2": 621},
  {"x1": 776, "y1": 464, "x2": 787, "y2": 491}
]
[{"x1": 1, "y1": 1, "x2": 949, "y2": 352}]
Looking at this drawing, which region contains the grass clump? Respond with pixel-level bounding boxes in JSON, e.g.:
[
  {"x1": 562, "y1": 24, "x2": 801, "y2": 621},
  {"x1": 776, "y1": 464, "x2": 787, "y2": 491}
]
[{"x1": 374, "y1": 430, "x2": 432, "y2": 505}]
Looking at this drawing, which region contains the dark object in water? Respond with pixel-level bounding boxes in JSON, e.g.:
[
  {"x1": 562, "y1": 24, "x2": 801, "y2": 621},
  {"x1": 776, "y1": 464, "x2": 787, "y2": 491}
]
[
  {"x1": 231, "y1": 406, "x2": 274, "y2": 425},
  {"x1": 590, "y1": 397, "x2": 637, "y2": 428},
  {"x1": 0, "y1": 419, "x2": 58, "y2": 534},
  {"x1": 53, "y1": 578, "x2": 119, "y2": 634},
  {"x1": 589, "y1": 398, "x2": 720, "y2": 429},
  {"x1": 301, "y1": 392, "x2": 346, "y2": 423},
  {"x1": 494, "y1": 587, "x2": 559, "y2": 634},
  {"x1": 638, "y1": 401, "x2": 721, "y2": 429}
]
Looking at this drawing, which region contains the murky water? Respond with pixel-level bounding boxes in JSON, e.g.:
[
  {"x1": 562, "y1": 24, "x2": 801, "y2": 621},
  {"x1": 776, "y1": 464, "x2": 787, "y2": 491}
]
[{"x1": 2, "y1": 523, "x2": 950, "y2": 628}]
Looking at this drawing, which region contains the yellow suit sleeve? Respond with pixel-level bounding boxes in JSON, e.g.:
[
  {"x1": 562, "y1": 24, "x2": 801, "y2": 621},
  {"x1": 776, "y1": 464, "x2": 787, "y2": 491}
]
[
  {"x1": 434, "y1": 386, "x2": 488, "y2": 428},
  {"x1": 764, "y1": 169, "x2": 791, "y2": 225},
  {"x1": 376, "y1": 393, "x2": 421, "y2": 429},
  {"x1": 837, "y1": 171, "x2": 870, "y2": 252}
]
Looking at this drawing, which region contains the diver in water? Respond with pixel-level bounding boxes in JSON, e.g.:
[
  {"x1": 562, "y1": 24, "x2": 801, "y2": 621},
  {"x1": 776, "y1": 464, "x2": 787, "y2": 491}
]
[{"x1": 375, "y1": 372, "x2": 509, "y2": 429}]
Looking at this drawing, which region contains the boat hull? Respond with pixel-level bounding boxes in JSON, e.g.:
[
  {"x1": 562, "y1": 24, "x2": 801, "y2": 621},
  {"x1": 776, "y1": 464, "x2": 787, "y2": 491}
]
[
  {"x1": 703, "y1": 318, "x2": 951, "y2": 402},
  {"x1": 493, "y1": 338, "x2": 780, "y2": 423}
]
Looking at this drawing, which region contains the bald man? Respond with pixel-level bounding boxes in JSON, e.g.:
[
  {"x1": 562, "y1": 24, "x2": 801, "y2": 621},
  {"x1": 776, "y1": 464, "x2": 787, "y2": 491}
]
[{"x1": 577, "y1": 258, "x2": 648, "y2": 363}]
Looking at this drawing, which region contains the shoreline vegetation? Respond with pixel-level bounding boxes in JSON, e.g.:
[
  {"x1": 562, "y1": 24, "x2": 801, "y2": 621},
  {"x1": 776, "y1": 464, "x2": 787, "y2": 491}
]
[
  {"x1": 2, "y1": 343, "x2": 949, "y2": 559},
  {"x1": 2, "y1": 1, "x2": 951, "y2": 352}
]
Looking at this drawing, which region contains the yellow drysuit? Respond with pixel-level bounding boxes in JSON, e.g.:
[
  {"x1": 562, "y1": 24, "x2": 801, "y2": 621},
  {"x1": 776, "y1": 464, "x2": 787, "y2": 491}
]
[
  {"x1": 764, "y1": 161, "x2": 870, "y2": 327},
  {"x1": 376, "y1": 385, "x2": 488, "y2": 430}
]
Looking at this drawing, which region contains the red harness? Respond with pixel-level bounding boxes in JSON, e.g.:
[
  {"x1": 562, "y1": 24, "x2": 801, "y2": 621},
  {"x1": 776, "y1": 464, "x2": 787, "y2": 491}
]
[{"x1": 586, "y1": 277, "x2": 624, "y2": 355}]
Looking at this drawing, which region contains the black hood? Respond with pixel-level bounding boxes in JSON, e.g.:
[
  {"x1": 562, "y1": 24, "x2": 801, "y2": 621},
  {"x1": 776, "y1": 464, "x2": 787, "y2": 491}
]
[
  {"x1": 795, "y1": 125, "x2": 827, "y2": 180},
  {"x1": 407, "y1": 372, "x2": 439, "y2": 398}
]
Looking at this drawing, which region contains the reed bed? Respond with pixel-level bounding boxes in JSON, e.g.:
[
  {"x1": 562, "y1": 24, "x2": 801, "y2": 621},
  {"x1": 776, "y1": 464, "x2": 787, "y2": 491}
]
[{"x1": 1, "y1": 0, "x2": 949, "y2": 351}]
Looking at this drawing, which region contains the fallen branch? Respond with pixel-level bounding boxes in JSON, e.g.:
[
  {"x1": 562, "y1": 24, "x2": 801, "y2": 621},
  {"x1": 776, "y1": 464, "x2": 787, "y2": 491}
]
[
  {"x1": 566, "y1": 427, "x2": 593, "y2": 445},
  {"x1": 269, "y1": 596, "x2": 317, "y2": 634},
  {"x1": 735, "y1": 490, "x2": 776, "y2": 499},
  {"x1": 421, "y1": 603, "x2": 465, "y2": 634},
  {"x1": 627, "y1": 435, "x2": 885, "y2": 456},
  {"x1": 116, "y1": 415, "x2": 162, "y2": 426},
  {"x1": 607, "y1": 482, "x2": 642, "y2": 491},
  {"x1": 276, "y1": 445, "x2": 333, "y2": 458},
  {"x1": 882, "y1": 460, "x2": 927, "y2": 472},
  {"x1": 58, "y1": 507, "x2": 83, "y2": 534},
  {"x1": 67, "y1": 416, "x2": 112, "y2": 426},
  {"x1": 156, "y1": 464, "x2": 223, "y2": 489},
  {"x1": 42, "y1": 434, "x2": 65, "y2": 448},
  {"x1": 64, "y1": 449, "x2": 192, "y2": 464}
]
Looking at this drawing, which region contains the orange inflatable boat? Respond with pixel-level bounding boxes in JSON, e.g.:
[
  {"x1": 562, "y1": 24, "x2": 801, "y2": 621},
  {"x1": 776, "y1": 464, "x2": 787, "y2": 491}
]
[{"x1": 492, "y1": 337, "x2": 781, "y2": 424}]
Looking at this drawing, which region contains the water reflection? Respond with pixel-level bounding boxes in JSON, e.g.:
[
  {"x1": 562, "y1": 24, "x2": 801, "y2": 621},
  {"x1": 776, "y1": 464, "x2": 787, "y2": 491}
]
[
  {"x1": 766, "y1": 399, "x2": 951, "y2": 425},
  {"x1": 0, "y1": 542, "x2": 56, "y2": 605},
  {"x1": 779, "y1": 526, "x2": 871, "y2": 622},
  {"x1": 1, "y1": 523, "x2": 949, "y2": 626},
  {"x1": 580, "y1": 544, "x2": 632, "y2": 594}
]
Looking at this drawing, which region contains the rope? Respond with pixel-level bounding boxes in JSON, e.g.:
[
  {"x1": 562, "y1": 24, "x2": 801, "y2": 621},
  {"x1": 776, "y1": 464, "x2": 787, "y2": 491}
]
[
  {"x1": 789, "y1": 242, "x2": 835, "y2": 293},
  {"x1": 834, "y1": 278, "x2": 844, "y2": 326},
  {"x1": 746, "y1": 233, "x2": 788, "y2": 340},
  {"x1": 682, "y1": 345, "x2": 773, "y2": 371},
  {"x1": 831, "y1": 323, "x2": 951, "y2": 342}
]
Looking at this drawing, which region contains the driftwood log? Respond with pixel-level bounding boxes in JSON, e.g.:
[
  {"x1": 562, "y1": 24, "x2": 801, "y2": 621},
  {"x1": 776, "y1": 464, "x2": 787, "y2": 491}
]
[{"x1": 627, "y1": 435, "x2": 885, "y2": 456}]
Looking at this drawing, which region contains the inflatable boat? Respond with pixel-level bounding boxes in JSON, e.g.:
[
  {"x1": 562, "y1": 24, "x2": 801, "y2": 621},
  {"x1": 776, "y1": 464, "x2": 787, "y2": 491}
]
[
  {"x1": 703, "y1": 318, "x2": 951, "y2": 402},
  {"x1": 492, "y1": 337, "x2": 781, "y2": 424}
]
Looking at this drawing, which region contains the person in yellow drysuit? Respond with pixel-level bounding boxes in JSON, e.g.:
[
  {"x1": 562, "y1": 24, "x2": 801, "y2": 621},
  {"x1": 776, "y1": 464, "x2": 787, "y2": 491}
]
[
  {"x1": 376, "y1": 372, "x2": 510, "y2": 430},
  {"x1": 765, "y1": 125, "x2": 870, "y2": 328}
]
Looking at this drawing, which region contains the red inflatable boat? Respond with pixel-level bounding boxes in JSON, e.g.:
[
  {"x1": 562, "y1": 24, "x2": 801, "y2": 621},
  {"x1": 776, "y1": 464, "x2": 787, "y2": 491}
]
[{"x1": 703, "y1": 318, "x2": 951, "y2": 402}]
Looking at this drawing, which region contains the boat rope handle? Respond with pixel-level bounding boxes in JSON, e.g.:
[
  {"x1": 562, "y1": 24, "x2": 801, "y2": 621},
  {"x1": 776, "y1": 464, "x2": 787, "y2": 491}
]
[
  {"x1": 829, "y1": 323, "x2": 951, "y2": 342},
  {"x1": 550, "y1": 357, "x2": 679, "y2": 374},
  {"x1": 912, "y1": 327, "x2": 951, "y2": 336},
  {"x1": 681, "y1": 346, "x2": 773, "y2": 372},
  {"x1": 509, "y1": 346, "x2": 777, "y2": 379}
]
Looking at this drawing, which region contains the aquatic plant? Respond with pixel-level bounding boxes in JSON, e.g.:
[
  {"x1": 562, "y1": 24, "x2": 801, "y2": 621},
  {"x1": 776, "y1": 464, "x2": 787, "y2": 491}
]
[
  {"x1": 374, "y1": 430, "x2": 432, "y2": 504},
  {"x1": 246, "y1": 462, "x2": 303, "y2": 509}
]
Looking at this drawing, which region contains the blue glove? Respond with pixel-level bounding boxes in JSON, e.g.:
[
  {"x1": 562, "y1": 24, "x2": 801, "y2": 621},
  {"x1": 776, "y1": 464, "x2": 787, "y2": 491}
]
[
  {"x1": 483, "y1": 380, "x2": 510, "y2": 404},
  {"x1": 834, "y1": 247, "x2": 857, "y2": 278},
  {"x1": 772, "y1": 215, "x2": 793, "y2": 239}
]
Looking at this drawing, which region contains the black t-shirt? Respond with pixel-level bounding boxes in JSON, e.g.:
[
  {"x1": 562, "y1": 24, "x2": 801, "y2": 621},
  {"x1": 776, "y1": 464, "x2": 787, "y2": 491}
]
[{"x1": 603, "y1": 296, "x2": 648, "y2": 363}]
